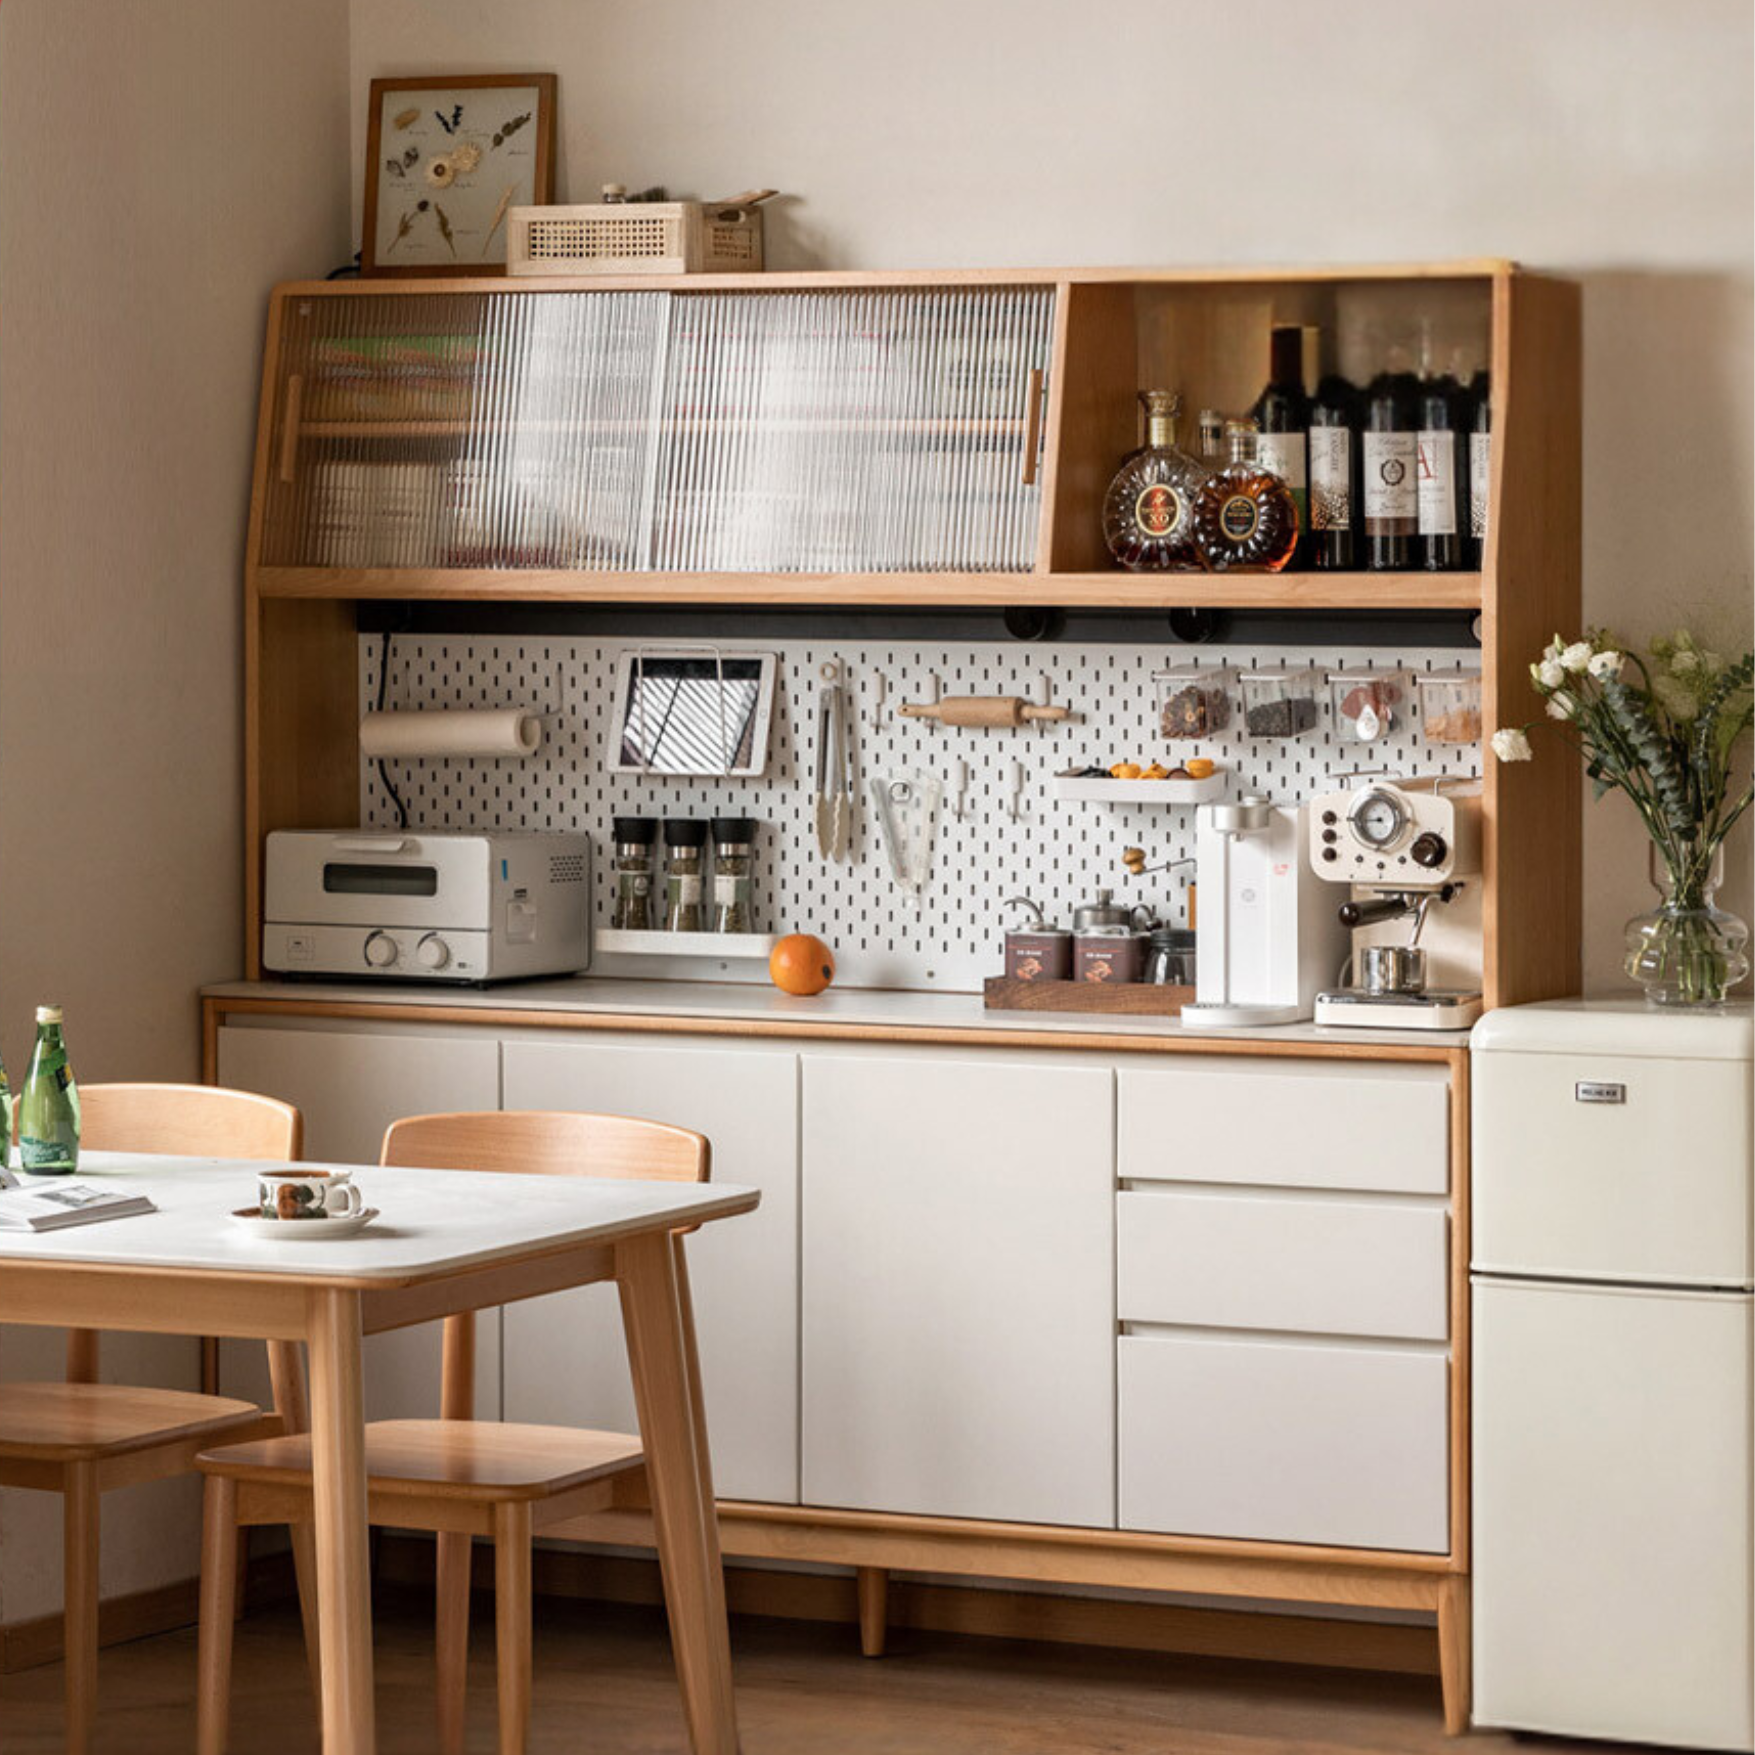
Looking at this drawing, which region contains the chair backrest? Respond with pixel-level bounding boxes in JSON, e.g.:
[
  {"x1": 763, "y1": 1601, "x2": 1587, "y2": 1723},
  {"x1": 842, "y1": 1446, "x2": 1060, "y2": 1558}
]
[
  {"x1": 67, "y1": 1084, "x2": 303, "y2": 1383},
  {"x1": 80, "y1": 1083, "x2": 303, "y2": 1163},
  {"x1": 378, "y1": 1110, "x2": 710, "y2": 1421}
]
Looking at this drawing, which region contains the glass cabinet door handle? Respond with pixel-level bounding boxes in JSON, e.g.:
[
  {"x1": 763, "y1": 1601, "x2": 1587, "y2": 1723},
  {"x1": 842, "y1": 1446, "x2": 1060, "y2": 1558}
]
[
  {"x1": 278, "y1": 374, "x2": 304, "y2": 485},
  {"x1": 1021, "y1": 366, "x2": 1045, "y2": 487}
]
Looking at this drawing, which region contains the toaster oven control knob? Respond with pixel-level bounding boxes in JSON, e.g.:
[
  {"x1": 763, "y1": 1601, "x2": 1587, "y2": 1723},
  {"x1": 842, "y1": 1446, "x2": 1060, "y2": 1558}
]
[
  {"x1": 415, "y1": 933, "x2": 451, "y2": 971},
  {"x1": 1409, "y1": 831, "x2": 1449, "y2": 869},
  {"x1": 363, "y1": 931, "x2": 399, "y2": 969}
]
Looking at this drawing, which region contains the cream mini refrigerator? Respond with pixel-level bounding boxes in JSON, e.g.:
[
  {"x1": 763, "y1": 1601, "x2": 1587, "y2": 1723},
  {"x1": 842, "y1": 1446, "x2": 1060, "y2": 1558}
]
[{"x1": 1471, "y1": 1000, "x2": 1754, "y2": 1750}]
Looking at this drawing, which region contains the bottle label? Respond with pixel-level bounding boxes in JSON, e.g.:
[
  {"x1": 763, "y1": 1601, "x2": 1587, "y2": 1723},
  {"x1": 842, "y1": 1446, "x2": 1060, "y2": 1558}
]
[
  {"x1": 1416, "y1": 431, "x2": 1458, "y2": 536},
  {"x1": 1256, "y1": 433, "x2": 1307, "y2": 491},
  {"x1": 670, "y1": 875, "x2": 703, "y2": 906},
  {"x1": 20, "y1": 1138, "x2": 74, "y2": 1171},
  {"x1": 713, "y1": 875, "x2": 750, "y2": 907},
  {"x1": 1362, "y1": 432, "x2": 1417, "y2": 520},
  {"x1": 1218, "y1": 494, "x2": 1260, "y2": 543},
  {"x1": 1309, "y1": 427, "x2": 1352, "y2": 530},
  {"x1": 1133, "y1": 483, "x2": 1184, "y2": 540},
  {"x1": 1470, "y1": 431, "x2": 1491, "y2": 538}
]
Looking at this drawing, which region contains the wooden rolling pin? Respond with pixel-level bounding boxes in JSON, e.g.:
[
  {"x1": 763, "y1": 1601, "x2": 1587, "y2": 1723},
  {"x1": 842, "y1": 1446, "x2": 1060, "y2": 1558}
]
[{"x1": 898, "y1": 694, "x2": 1073, "y2": 728}]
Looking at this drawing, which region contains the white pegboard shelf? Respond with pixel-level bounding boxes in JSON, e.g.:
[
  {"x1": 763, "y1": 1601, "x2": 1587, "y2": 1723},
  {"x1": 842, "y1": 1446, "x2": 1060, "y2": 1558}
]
[
  {"x1": 596, "y1": 929, "x2": 779, "y2": 961},
  {"x1": 1052, "y1": 775, "x2": 1224, "y2": 806}
]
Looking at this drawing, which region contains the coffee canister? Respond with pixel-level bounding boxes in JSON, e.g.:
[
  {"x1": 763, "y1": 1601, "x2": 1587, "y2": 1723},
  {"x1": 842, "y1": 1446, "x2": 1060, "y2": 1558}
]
[
  {"x1": 1075, "y1": 927, "x2": 1142, "y2": 984},
  {"x1": 1006, "y1": 927, "x2": 1073, "y2": 982}
]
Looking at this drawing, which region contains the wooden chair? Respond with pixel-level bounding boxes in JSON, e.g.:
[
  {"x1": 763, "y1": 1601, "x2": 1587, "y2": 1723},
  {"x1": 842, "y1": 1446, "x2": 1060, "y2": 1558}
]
[
  {"x1": 0, "y1": 1083, "x2": 305, "y2": 1755},
  {"x1": 194, "y1": 1109, "x2": 713, "y2": 1755}
]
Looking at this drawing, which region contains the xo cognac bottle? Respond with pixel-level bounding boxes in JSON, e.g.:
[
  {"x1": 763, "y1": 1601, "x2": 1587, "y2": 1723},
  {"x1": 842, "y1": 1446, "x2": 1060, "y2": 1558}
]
[
  {"x1": 1192, "y1": 418, "x2": 1299, "y2": 573},
  {"x1": 1103, "y1": 390, "x2": 1207, "y2": 571}
]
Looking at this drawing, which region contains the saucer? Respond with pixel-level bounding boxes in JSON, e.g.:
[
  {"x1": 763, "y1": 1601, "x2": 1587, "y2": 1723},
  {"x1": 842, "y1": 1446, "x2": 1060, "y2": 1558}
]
[{"x1": 229, "y1": 1206, "x2": 379, "y2": 1241}]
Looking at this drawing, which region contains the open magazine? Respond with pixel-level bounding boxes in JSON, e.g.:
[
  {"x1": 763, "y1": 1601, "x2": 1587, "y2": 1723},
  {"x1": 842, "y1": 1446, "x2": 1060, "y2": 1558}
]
[{"x1": 0, "y1": 1175, "x2": 156, "y2": 1232}]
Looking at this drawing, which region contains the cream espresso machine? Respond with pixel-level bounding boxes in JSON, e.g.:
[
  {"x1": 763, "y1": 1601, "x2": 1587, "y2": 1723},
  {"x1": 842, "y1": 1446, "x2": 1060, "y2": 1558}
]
[
  {"x1": 1306, "y1": 779, "x2": 1484, "y2": 1029},
  {"x1": 1185, "y1": 795, "x2": 1345, "y2": 1027}
]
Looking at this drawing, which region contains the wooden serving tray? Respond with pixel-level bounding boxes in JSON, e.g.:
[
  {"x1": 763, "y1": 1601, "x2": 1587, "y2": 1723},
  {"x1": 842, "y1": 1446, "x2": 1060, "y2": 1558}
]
[{"x1": 983, "y1": 976, "x2": 1194, "y2": 1017}]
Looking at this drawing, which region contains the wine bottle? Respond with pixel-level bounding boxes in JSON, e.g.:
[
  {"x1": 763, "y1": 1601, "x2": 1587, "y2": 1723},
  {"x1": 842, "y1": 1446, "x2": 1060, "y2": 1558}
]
[
  {"x1": 19, "y1": 1006, "x2": 80, "y2": 1176},
  {"x1": 1250, "y1": 325, "x2": 1311, "y2": 569},
  {"x1": 1362, "y1": 343, "x2": 1419, "y2": 571},
  {"x1": 1416, "y1": 338, "x2": 1468, "y2": 572},
  {"x1": 1307, "y1": 335, "x2": 1361, "y2": 571},
  {"x1": 1467, "y1": 367, "x2": 1491, "y2": 571}
]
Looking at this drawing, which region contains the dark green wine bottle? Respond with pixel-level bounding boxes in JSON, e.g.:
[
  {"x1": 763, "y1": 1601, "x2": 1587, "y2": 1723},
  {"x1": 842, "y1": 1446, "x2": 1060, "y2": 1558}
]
[{"x1": 19, "y1": 1006, "x2": 80, "y2": 1175}]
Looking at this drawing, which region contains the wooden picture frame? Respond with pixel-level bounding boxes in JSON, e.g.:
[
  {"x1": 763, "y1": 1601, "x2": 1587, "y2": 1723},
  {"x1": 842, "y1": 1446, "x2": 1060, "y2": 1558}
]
[{"x1": 361, "y1": 73, "x2": 557, "y2": 278}]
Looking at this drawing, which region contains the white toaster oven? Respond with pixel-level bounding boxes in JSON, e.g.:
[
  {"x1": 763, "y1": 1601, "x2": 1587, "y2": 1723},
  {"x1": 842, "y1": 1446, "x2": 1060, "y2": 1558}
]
[{"x1": 263, "y1": 830, "x2": 590, "y2": 984}]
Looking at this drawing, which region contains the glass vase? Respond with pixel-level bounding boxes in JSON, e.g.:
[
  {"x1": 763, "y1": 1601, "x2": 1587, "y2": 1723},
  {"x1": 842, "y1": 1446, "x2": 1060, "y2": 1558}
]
[{"x1": 1624, "y1": 843, "x2": 1750, "y2": 1007}]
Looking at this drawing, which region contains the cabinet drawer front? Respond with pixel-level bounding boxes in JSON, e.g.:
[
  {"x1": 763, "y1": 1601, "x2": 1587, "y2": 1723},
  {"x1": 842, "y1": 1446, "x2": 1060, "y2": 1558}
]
[
  {"x1": 1117, "y1": 1189, "x2": 1448, "y2": 1340},
  {"x1": 1119, "y1": 1333, "x2": 1449, "y2": 1552},
  {"x1": 1118, "y1": 1062, "x2": 1450, "y2": 1194}
]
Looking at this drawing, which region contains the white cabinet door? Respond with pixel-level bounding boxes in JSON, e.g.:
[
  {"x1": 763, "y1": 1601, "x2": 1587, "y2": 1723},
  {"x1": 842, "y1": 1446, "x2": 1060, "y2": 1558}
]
[
  {"x1": 801, "y1": 1051, "x2": 1114, "y2": 1527},
  {"x1": 1473, "y1": 1279, "x2": 1753, "y2": 1748},
  {"x1": 214, "y1": 1023, "x2": 501, "y2": 1420},
  {"x1": 500, "y1": 1036, "x2": 799, "y2": 1505}
]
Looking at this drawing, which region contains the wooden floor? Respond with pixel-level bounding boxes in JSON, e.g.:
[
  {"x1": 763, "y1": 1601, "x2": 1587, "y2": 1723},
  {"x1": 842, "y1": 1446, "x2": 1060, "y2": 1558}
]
[{"x1": 0, "y1": 1585, "x2": 1675, "y2": 1753}]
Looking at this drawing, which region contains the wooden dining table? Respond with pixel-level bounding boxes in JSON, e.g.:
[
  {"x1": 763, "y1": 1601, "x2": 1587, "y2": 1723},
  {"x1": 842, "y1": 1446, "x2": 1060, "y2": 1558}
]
[{"x1": 0, "y1": 1150, "x2": 759, "y2": 1754}]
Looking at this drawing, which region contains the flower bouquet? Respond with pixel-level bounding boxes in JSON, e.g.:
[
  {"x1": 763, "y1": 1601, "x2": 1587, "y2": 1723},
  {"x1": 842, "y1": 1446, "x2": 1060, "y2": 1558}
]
[{"x1": 1492, "y1": 630, "x2": 1753, "y2": 1006}]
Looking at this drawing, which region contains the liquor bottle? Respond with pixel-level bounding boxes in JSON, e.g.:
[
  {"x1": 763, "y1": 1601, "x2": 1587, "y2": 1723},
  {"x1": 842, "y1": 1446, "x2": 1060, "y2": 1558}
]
[
  {"x1": 1415, "y1": 340, "x2": 1468, "y2": 572},
  {"x1": 18, "y1": 1006, "x2": 79, "y2": 1175},
  {"x1": 1250, "y1": 325, "x2": 1311, "y2": 569},
  {"x1": 1467, "y1": 368, "x2": 1491, "y2": 571},
  {"x1": 1192, "y1": 418, "x2": 1299, "y2": 573},
  {"x1": 1102, "y1": 391, "x2": 1208, "y2": 571},
  {"x1": 1197, "y1": 408, "x2": 1224, "y2": 463},
  {"x1": 1362, "y1": 344, "x2": 1419, "y2": 570},
  {"x1": 1308, "y1": 339, "x2": 1361, "y2": 571}
]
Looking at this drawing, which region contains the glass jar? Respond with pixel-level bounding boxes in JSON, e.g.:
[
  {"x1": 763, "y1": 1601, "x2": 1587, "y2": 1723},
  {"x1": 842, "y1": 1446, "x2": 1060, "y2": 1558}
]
[
  {"x1": 711, "y1": 816, "x2": 756, "y2": 934},
  {"x1": 1241, "y1": 667, "x2": 1321, "y2": 738},
  {"x1": 1329, "y1": 669, "x2": 1410, "y2": 743},
  {"x1": 662, "y1": 819, "x2": 707, "y2": 932},
  {"x1": 1420, "y1": 671, "x2": 1483, "y2": 744},
  {"x1": 1154, "y1": 664, "x2": 1235, "y2": 739},
  {"x1": 610, "y1": 816, "x2": 658, "y2": 930}
]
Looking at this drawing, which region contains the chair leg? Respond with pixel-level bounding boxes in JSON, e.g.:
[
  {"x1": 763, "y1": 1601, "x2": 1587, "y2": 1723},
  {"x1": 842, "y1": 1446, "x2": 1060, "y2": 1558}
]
[
  {"x1": 63, "y1": 1460, "x2": 100, "y2": 1755},
  {"x1": 494, "y1": 1504, "x2": 533, "y2": 1755},
  {"x1": 289, "y1": 1520, "x2": 324, "y2": 1716},
  {"x1": 435, "y1": 1532, "x2": 473, "y2": 1755},
  {"x1": 197, "y1": 1477, "x2": 240, "y2": 1755}
]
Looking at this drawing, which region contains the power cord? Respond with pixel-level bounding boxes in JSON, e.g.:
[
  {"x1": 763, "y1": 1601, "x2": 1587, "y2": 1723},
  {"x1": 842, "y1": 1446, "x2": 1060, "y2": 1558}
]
[{"x1": 375, "y1": 629, "x2": 409, "y2": 830}]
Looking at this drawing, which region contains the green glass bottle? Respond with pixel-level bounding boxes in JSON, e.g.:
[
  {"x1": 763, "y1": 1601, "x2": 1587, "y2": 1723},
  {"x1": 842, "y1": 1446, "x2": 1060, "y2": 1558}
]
[
  {"x1": 19, "y1": 1006, "x2": 80, "y2": 1175},
  {"x1": 0, "y1": 1046, "x2": 11, "y2": 1175}
]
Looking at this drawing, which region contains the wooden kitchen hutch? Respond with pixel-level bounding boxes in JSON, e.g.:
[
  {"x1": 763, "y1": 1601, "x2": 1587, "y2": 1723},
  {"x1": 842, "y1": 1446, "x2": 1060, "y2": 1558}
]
[{"x1": 223, "y1": 260, "x2": 1581, "y2": 1732}]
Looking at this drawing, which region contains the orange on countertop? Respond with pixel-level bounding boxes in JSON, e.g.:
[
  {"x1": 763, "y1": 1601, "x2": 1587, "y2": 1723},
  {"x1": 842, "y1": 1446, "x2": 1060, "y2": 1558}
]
[{"x1": 770, "y1": 933, "x2": 836, "y2": 996}]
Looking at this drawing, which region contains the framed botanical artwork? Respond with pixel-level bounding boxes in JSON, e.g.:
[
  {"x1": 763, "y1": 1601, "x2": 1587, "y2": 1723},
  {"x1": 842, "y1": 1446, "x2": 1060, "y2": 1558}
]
[{"x1": 362, "y1": 74, "x2": 557, "y2": 277}]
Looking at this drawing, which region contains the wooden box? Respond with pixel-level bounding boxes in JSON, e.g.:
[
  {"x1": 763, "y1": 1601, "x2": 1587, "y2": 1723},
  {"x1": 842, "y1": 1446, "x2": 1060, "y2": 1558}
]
[
  {"x1": 507, "y1": 201, "x2": 764, "y2": 276},
  {"x1": 983, "y1": 976, "x2": 1193, "y2": 1018}
]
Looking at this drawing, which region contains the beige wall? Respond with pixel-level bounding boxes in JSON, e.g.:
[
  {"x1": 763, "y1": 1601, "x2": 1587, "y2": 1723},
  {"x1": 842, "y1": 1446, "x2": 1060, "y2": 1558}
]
[
  {"x1": 350, "y1": 0, "x2": 1755, "y2": 982},
  {"x1": 0, "y1": 0, "x2": 352, "y2": 1621}
]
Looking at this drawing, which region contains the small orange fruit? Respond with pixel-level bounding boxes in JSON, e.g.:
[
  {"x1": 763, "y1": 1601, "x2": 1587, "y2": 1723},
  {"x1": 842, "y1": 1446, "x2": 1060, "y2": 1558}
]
[{"x1": 770, "y1": 933, "x2": 836, "y2": 996}]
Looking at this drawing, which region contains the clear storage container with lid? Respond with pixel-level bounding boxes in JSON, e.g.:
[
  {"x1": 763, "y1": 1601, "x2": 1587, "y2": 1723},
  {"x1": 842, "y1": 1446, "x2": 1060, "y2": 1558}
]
[
  {"x1": 1421, "y1": 671, "x2": 1483, "y2": 744},
  {"x1": 1241, "y1": 666, "x2": 1321, "y2": 739},
  {"x1": 1155, "y1": 664, "x2": 1235, "y2": 740},
  {"x1": 1329, "y1": 669, "x2": 1411, "y2": 744}
]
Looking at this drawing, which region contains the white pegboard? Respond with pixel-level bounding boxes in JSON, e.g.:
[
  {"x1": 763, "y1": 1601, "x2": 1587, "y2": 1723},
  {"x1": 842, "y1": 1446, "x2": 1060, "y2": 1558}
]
[{"x1": 358, "y1": 635, "x2": 1481, "y2": 992}]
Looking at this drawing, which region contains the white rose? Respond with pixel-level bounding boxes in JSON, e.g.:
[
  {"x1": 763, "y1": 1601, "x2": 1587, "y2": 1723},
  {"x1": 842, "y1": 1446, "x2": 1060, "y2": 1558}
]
[
  {"x1": 1587, "y1": 649, "x2": 1623, "y2": 680},
  {"x1": 1537, "y1": 657, "x2": 1565, "y2": 688},
  {"x1": 1546, "y1": 694, "x2": 1574, "y2": 719},
  {"x1": 1491, "y1": 728, "x2": 1533, "y2": 763},
  {"x1": 1561, "y1": 641, "x2": 1593, "y2": 673}
]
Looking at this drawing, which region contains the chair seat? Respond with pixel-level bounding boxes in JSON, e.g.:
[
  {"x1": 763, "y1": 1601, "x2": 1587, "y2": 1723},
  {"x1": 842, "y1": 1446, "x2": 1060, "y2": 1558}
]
[
  {"x1": 0, "y1": 1382, "x2": 263, "y2": 1462},
  {"x1": 198, "y1": 1418, "x2": 645, "y2": 1503}
]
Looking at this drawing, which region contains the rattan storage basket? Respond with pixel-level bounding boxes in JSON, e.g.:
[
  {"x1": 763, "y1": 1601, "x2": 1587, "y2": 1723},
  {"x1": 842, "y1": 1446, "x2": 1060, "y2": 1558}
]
[{"x1": 508, "y1": 196, "x2": 769, "y2": 276}]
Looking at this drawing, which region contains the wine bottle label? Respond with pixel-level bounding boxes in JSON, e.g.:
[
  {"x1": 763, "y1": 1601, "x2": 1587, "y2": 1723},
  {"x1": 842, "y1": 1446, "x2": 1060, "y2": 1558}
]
[
  {"x1": 1309, "y1": 427, "x2": 1352, "y2": 530},
  {"x1": 1362, "y1": 433, "x2": 1417, "y2": 520},
  {"x1": 1218, "y1": 494, "x2": 1260, "y2": 543},
  {"x1": 1255, "y1": 433, "x2": 1307, "y2": 491},
  {"x1": 1469, "y1": 431, "x2": 1491, "y2": 538},
  {"x1": 1133, "y1": 483, "x2": 1185, "y2": 540},
  {"x1": 1416, "y1": 431, "x2": 1458, "y2": 536}
]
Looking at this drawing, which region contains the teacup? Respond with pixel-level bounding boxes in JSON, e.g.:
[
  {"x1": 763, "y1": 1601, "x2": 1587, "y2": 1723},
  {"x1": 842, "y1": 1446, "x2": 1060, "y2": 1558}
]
[{"x1": 258, "y1": 1168, "x2": 364, "y2": 1221}]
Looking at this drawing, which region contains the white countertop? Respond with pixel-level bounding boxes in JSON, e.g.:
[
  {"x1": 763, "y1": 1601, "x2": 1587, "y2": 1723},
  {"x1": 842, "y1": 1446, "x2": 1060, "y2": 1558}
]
[
  {"x1": 204, "y1": 977, "x2": 1472, "y2": 1051},
  {"x1": 1, "y1": 1152, "x2": 758, "y2": 1282}
]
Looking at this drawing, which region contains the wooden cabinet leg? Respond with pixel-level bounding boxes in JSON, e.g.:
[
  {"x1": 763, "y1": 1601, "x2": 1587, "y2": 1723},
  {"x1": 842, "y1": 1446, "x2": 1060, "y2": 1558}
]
[
  {"x1": 856, "y1": 1567, "x2": 889, "y2": 1659},
  {"x1": 494, "y1": 1504, "x2": 533, "y2": 1755},
  {"x1": 435, "y1": 1532, "x2": 473, "y2": 1755},
  {"x1": 197, "y1": 1476, "x2": 240, "y2": 1755},
  {"x1": 619, "y1": 1231, "x2": 739, "y2": 1755},
  {"x1": 1436, "y1": 1574, "x2": 1471, "y2": 1736},
  {"x1": 306, "y1": 1287, "x2": 376, "y2": 1754},
  {"x1": 62, "y1": 1459, "x2": 99, "y2": 1755}
]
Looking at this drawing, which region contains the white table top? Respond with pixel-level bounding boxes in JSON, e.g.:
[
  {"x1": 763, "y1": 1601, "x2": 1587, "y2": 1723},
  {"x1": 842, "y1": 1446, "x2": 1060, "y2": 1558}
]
[{"x1": 0, "y1": 1152, "x2": 758, "y2": 1283}]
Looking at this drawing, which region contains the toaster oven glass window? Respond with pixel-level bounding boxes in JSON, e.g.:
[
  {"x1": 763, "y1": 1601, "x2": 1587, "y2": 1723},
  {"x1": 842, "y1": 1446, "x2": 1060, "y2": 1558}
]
[
  {"x1": 322, "y1": 863, "x2": 439, "y2": 897},
  {"x1": 610, "y1": 650, "x2": 776, "y2": 777}
]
